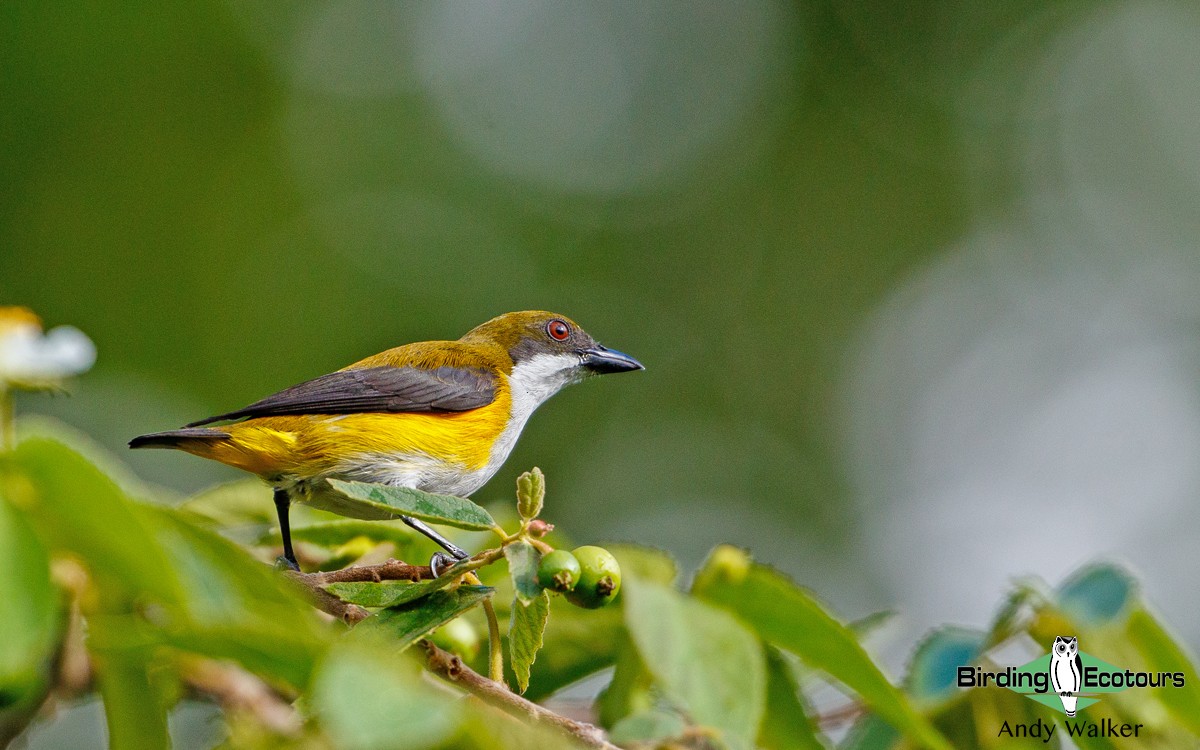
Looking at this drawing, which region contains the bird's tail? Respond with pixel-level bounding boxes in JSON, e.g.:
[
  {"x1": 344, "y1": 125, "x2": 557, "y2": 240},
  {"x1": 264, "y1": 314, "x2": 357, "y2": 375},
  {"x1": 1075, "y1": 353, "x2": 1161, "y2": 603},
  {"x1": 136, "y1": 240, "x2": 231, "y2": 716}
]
[{"x1": 129, "y1": 428, "x2": 231, "y2": 450}]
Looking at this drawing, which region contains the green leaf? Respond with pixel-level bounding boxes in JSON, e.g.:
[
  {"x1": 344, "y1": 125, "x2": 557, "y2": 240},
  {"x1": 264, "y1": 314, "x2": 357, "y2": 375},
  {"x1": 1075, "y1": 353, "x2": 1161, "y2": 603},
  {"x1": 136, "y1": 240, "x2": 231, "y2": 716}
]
[
  {"x1": 262, "y1": 519, "x2": 426, "y2": 552},
  {"x1": 508, "y1": 591, "x2": 550, "y2": 694},
  {"x1": 1125, "y1": 607, "x2": 1200, "y2": 735},
  {"x1": 692, "y1": 549, "x2": 950, "y2": 750},
  {"x1": 326, "y1": 579, "x2": 448, "y2": 609},
  {"x1": 11, "y1": 436, "x2": 183, "y2": 604},
  {"x1": 179, "y1": 479, "x2": 275, "y2": 527},
  {"x1": 93, "y1": 649, "x2": 172, "y2": 750},
  {"x1": 1057, "y1": 563, "x2": 1137, "y2": 626},
  {"x1": 623, "y1": 579, "x2": 765, "y2": 750},
  {"x1": 609, "y1": 543, "x2": 677, "y2": 585},
  {"x1": 314, "y1": 643, "x2": 458, "y2": 750},
  {"x1": 759, "y1": 648, "x2": 825, "y2": 750},
  {"x1": 516, "y1": 467, "x2": 544, "y2": 521},
  {"x1": 523, "y1": 597, "x2": 624, "y2": 702},
  {"x1": 356, "y1": 586, "x2": 494, "y2": 651},
  {"x1": 324, "y1": 479, "x2": 497, "y2": 530},
  {"x1": 609, "y1": 709, "x2": 686, "y2": 746},
  {"x1": 597, "y1": 639, "x2": 655, "y2": 728},
  {"x1": 0, "y1": 493, "x2": 59, "y2": 704},
  {"x1": 906, "y1": 627, "x2": 984, "y2": 705},
  {"x1": 505, "y1": 541, "x2": 542, "y2": 604}
]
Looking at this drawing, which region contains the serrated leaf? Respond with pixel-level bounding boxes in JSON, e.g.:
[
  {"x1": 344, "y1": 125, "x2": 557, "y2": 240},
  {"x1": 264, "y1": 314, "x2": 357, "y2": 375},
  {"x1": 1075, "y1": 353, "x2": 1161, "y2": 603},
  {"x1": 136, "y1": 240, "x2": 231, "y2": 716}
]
[
  {"x1": 0, "y1": 493, "x2": 58, "y2": 706},
  {"x1": 759, "y1": 647, "x2": 825, "y2": 750},
  {"x1": 505, "y1": 541, "x2": 542, "y2": 604},
  {"x1": 325, "y1": 579, "x2": 449, "y2": 609},
  {"x1": 692, "y1": 552, "x2": 950, "y2": 750},
  {"x1": 508, "y1": 591, "x2": 550, "y2": 694},
  {"x1": 324, "y1": 479, "x2": 496, "y2": 530},
  {"x1": 356, "y1": 586, "x2": 494, "y2": 651},
  {"x1": 516, "y1": 467, "x2": 544, "y2": 521},
  {"x1": 623, "y1": 579, "x2": 765, "y2": 750},
  {"x1": 314, "y1": 643, "x2": 458, "y2": 750}
]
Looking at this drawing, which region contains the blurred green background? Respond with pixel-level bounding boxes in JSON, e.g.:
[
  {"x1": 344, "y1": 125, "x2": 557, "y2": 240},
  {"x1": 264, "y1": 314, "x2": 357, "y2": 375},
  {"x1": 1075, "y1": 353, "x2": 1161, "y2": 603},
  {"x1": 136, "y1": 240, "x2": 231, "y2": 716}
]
[{"x1": 5, "y1": 0, "x2": 1200, "y2": 657}]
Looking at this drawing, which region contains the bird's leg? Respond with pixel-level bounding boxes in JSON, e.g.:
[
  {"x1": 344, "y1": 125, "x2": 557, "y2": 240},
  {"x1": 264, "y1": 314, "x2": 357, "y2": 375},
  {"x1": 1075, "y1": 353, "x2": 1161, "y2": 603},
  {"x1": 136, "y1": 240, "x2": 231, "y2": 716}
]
[
  {"x1": 401, "y1": 516, "x2": 468, "y2": 576},
  {"x1": 273, "y1": 488, "x2": 300, "y2": 572}
]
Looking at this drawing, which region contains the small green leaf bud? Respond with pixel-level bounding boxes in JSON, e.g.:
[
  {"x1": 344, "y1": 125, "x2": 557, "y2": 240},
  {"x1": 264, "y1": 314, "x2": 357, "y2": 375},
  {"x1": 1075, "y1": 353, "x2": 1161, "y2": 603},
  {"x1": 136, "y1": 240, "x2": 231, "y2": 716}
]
[{"x1": 516, "y1": 467, "x2": 545, "y2": 521}]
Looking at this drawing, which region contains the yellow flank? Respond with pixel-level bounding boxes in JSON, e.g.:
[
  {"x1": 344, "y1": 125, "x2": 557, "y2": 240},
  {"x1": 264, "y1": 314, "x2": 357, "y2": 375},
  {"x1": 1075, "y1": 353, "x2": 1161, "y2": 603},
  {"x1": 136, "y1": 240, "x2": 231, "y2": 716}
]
[{"x1": 179, "y1": 387, "x2": 512, "y2": 480}]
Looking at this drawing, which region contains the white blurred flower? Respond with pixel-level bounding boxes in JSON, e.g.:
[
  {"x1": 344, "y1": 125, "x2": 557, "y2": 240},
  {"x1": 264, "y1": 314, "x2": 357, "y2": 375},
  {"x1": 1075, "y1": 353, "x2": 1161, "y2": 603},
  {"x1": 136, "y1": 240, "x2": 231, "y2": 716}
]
[{"x1": 0, "y1": 307, "x2": 96, "y2": 390}]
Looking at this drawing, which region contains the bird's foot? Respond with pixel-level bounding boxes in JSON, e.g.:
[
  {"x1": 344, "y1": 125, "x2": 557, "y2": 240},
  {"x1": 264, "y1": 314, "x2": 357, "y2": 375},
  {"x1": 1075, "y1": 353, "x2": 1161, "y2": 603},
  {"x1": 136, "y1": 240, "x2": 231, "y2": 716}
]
[
  {"x1": 429, "y1": 551, "x2": 466, "y2": 578},
  {"x1": 274, "y1": 555, "x2": 300, "y2": 573}
]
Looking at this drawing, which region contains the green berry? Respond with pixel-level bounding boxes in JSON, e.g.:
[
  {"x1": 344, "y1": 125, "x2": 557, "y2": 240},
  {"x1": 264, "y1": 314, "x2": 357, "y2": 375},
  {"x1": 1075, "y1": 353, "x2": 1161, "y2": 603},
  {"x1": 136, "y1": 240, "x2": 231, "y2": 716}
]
[
  {"x1": 564, "y1": 546, "x2": 622, "y2": 609},
  {"x1": 537, "y1": 549, "x2": 582, "y2": 592}
]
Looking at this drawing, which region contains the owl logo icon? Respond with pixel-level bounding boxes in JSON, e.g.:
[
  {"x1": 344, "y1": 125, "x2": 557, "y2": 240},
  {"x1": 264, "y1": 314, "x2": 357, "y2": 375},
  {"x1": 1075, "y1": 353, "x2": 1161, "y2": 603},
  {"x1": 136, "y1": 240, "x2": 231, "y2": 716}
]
[{"x1": 1050, "y1": 636, "x2": 1082, "y2": 716}]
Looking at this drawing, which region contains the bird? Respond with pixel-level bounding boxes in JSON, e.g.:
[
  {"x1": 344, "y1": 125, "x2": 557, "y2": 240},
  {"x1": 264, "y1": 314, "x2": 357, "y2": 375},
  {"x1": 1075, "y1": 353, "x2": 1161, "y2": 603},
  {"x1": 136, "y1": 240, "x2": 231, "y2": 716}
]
[
  {"x1": 1050, "y1": 635, "x2": 1082, "y2": 717},
  {"x1": 130, "y1": 311, "x2": 643, "y2": 571}
]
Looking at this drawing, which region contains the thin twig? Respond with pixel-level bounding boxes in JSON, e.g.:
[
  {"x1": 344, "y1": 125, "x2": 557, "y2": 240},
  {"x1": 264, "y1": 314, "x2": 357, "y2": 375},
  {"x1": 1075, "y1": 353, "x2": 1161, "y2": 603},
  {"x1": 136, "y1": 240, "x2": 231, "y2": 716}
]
[
  {"x1": 422, "y1": 640, "x2": 621, "y2": 750},
  {"x1": 180, "y1": 656, "x2": 301, "y2": 735},
  {"x1": 299, "y1": 558, "x2": 434, "y2": 585},
  {"x1": 284, "y1": 571, "x2": 371, "y2": 624}
]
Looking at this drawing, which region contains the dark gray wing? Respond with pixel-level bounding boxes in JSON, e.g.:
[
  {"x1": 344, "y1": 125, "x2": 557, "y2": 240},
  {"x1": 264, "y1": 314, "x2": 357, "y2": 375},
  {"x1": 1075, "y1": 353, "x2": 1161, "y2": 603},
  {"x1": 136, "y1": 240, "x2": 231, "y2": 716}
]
[{"x1": 185, "y1": 366, "x2": 496, "y2": 426}]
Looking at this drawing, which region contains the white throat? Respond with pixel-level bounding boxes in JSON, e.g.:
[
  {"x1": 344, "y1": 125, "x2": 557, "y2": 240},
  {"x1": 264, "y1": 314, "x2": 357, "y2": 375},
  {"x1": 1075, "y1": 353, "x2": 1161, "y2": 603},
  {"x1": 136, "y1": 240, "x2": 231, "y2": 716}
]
[{"x1": 487, "y1": 352, "x2": 582, "y2": 468}]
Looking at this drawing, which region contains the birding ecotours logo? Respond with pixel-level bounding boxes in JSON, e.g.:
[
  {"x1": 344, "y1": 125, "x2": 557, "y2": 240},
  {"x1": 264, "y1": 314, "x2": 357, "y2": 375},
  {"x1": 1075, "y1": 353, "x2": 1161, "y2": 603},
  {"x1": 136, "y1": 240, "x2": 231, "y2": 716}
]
[{"x1": 958, "y1": 635, "x2": 1186, "y2": 715}]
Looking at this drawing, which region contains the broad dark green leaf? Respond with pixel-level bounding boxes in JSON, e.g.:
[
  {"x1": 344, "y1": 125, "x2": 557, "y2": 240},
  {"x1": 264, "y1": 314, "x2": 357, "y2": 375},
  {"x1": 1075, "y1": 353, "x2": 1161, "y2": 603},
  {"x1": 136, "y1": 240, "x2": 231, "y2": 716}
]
[
  {"x1": 906, "y1": 627, "x2": 984, "y2": 705},
  {"x1": 325, "y1": 579, "x2": 446, "y2": 609},
  {"x1": 609, "y1": 709, "x2": 686, "y2": 746},
  {"x1": 1058, "y1": 563, "x2": 1136, "y2": 626},
  {"x1": 314, "y1": 643, "x2": 458, "y2": 750},
  {"x1": 759, "y1": 648, "x2": 825, "y2": 750},
  {"x1": 508, "y1": 591, "x2": 549, "y2": 694},
  {"x1": 623, "y1": 579, "x2": 765, "y2": 750},
  {"x1": 357, "y1": 586, "x2": 494, "y2": 651},
  {"x1": 0, "y1": 494, "x2": 59, "y2": 704},
  {"x1": 11, "y1": 436, "x2": 182, "y2": 604},
  {"x1": 1125, "y1": 607, "x2": 1200, "y2": 735},
  {"x1": 692, "y1": 550, "x2": 950, "y2": 750},
  {"x1": 505, "y1": 541, "x2": 542, "y2": 604},
  {"x1": 324, "y1": 479, "x2": 497, "y2": 530}
]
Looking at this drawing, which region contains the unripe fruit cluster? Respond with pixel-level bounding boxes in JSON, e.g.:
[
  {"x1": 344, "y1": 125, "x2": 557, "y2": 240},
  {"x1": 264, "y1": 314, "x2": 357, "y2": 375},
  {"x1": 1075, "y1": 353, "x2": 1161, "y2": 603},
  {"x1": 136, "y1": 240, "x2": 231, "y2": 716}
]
[{"x1": 537, "y1": 546, "x2": 622, "y2": 609}]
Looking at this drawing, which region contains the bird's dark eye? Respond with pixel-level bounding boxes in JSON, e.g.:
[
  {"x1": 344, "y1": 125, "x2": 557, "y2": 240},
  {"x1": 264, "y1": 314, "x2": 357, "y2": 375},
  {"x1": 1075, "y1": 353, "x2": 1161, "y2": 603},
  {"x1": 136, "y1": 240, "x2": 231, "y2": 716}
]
[{"x1": 547, "y1": 319, "x2": 571, "y2": 341}]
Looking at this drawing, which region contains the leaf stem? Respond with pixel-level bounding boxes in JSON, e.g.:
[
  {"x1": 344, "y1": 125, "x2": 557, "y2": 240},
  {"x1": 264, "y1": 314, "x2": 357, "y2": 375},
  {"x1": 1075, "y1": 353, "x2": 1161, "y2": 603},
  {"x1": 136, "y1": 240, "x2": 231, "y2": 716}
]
[{"x1": 482, "y1": 597, "x2": 504, "y2": 685}]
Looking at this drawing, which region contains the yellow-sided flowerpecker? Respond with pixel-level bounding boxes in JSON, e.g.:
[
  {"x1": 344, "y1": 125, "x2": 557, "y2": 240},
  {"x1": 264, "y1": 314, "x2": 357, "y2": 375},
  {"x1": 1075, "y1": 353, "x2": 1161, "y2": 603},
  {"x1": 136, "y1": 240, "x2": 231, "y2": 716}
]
[{"x1": 130, "y1": 311, "x2": 643, "y2": 569}]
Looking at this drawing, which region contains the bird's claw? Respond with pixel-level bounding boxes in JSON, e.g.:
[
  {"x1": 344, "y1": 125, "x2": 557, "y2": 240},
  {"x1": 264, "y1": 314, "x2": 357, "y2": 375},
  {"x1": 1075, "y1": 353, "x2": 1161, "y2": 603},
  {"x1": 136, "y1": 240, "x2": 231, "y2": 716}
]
[
  {"x1": 429, "y1": 552, "x2": 461, "y2": 578},
  {"x1": 274, "y1": 555, "x2": 300, "y2": 573}
]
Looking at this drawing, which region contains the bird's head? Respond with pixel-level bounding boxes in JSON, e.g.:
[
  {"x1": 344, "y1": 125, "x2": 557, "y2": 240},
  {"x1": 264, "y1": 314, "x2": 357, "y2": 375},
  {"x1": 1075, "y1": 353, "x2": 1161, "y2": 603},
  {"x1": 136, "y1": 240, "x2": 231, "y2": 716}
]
[{"x1": 461, "y1": 311, "x2": 643, "y2": 398}]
